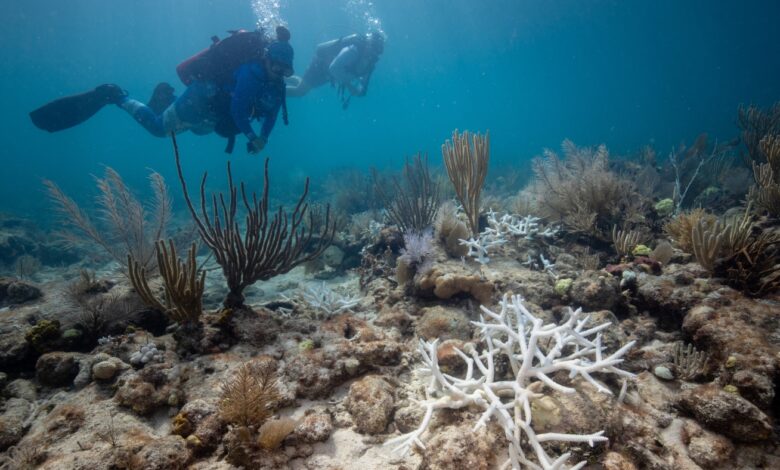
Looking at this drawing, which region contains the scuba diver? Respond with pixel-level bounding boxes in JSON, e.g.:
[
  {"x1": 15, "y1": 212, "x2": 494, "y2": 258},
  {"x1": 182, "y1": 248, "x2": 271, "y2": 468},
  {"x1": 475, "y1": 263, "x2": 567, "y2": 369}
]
[
  {"x1": 30, "y1": 26, "x2": 294, "y2": 154},
  {"x1": 286, "y1": 32, "x2": 384, "y2": 109}
]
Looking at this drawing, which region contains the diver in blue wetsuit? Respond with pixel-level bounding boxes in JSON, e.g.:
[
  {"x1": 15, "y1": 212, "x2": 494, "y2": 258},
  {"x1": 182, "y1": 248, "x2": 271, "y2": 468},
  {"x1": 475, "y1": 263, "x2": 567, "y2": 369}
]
[
  {"x1": 119, "y1": 29, "x2": 293, "y2": 154},
  {"x1": 30, "y1": 26, "x2": 294, "y2": 155}
]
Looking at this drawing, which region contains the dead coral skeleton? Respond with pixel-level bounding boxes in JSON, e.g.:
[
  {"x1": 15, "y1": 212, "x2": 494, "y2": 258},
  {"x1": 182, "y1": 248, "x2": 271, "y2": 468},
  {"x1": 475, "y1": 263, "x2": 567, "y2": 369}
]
[
  {"x1": 387, "y1": 294, "x2": 635, "y2": 470},
  {"x1": 280, "y1": 282, "x2": 361, "y2": 319},
  {"x1": 459, "y1": 210, "x2": 558, "y2": 265}
]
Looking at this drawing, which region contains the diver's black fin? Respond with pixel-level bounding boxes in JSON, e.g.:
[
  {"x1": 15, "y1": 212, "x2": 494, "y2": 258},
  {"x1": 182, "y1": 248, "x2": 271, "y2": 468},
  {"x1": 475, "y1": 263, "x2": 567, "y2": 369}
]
[
  {"x1": 29, "y1": 84, "x2": 127, "y2": 132},
  {"x1": 147, "y1": 82, "x2": 176, "y2": 115}
]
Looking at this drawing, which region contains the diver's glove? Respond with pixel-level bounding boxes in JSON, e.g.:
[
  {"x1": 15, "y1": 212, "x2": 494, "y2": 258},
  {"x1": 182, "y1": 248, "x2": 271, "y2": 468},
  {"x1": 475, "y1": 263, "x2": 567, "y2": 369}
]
[{"x1": 248, "y1": 136, "x2": 267, "y2": 154}]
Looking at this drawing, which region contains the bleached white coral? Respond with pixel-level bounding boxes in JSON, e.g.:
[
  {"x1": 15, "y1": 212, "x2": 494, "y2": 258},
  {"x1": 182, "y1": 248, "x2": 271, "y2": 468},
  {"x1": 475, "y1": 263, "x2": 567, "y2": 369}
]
[
  {"x1": 460, "y1": 211, "x2": 559, "y2": 265},
  {"x1": 387, "y1": 294, "x2": 635, "y2": 470},
  {"x1": 459, "y1": 235, "x2": 505, "y2": 265},
  {"x1": 300, "y1": 282, "x2": 361, "y2": 319}
]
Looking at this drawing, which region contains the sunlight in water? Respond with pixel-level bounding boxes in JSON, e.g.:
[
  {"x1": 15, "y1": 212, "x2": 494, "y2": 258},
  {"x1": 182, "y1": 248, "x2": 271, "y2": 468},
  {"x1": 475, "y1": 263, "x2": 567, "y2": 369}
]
[
  {"x1": 253, "y1": 0, "x2": 286, "y2": 31},
  {"x1": 343, "y1": 0, "x2": 384, "y2": 34}
]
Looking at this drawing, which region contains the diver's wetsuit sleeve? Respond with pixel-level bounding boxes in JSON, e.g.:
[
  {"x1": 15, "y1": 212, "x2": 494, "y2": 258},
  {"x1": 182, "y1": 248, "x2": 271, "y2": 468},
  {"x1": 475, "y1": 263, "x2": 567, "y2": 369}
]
[
  {"x1": 230, "y1": 63, "x2": 262, "y2": 141},
  {"x1": 259, "y1": 102, "x2": 280, "y2": 141},
  {"x1": 329, "y1": 45, "x2": 360, "y2": 84}
]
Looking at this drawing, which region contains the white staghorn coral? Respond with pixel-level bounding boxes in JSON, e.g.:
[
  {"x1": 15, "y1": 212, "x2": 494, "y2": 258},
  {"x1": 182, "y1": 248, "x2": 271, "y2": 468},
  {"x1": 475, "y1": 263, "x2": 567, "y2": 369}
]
[
  {"x1": 460, "y1": 211, "x2": 559, "y2": 265},
  {"x1": 386, "y1": 294, "x2": 635, "y2": 470}
]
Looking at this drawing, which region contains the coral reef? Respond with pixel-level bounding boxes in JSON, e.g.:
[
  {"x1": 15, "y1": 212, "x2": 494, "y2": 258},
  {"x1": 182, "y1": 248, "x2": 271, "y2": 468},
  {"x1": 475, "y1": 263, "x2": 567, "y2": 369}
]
[{"x1": 5, "y1": 122, "x2": 780, "y2": 470}]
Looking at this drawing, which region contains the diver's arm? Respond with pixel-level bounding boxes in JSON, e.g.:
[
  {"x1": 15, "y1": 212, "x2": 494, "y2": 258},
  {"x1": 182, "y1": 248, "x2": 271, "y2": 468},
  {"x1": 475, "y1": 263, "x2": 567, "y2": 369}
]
[
  {"x1": 328, "y1": 45, "x2": 359, "y2": 85},
  {"x1": 315, "y1": 34, "x2": 359, "y2": 55},
  {"x1": 259, "y1": 103, "x2": 280, "y2": 142},
  {"x1": 230, "y1": 63, "x2": 263, "y2": 142}
]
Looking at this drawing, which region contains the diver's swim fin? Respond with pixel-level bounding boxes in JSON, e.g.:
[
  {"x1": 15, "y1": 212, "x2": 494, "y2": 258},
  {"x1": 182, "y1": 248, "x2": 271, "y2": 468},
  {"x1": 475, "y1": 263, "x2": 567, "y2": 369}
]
[
  {"x1": 29, "y1": 84, "x2": 127, "y2": 132},
  {"x1": 147, "y1": 82, "x2": 176, "y2": 115}
]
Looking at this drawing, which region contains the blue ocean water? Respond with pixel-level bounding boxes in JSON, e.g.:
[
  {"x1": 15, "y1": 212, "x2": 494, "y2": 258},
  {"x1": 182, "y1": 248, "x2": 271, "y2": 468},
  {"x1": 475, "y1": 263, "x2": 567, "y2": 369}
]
[{"x1": 1, "y1": 0, "x2": 779, "y2": 219}]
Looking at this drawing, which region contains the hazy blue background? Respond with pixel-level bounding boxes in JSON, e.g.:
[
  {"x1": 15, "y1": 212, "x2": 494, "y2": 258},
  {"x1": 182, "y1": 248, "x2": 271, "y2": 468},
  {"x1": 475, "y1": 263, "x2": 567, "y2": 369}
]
[{"x1": 1, "y1": 0, "x2": 779, "y2": 220}]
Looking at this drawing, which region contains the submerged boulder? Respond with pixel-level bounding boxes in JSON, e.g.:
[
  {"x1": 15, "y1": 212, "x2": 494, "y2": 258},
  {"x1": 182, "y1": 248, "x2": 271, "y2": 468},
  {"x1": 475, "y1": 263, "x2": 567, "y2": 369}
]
[{"x1": 346, "y1": 375, "x2": 394, "y2": 435}]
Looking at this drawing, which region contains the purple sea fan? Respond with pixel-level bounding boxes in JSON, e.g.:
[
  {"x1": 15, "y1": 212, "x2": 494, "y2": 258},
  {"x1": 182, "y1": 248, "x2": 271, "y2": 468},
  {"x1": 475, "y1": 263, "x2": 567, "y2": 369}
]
[{"x1": 399, "y1": 229, "x2": 434, "y2": 267}]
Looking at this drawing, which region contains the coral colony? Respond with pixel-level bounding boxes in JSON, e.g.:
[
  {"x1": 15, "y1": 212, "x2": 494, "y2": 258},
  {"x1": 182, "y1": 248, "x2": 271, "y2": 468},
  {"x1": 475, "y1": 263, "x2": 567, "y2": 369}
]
[
  {"x1": 6, "y1": 109, "x2": 780, "y2": 468},
  {"x1": 459, "y1": 210, "x2": 559, "y2": 265},
  {"x1": 388, "y1": 294, "x2": 635, "y2": 470}
]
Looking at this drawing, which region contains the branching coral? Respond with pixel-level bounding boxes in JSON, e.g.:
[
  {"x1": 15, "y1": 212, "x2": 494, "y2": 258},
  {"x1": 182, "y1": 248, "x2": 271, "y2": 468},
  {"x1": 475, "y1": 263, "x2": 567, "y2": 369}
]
[
  {"x1": 713, "y1": 230, "x2": 780, "y2": 297},
  {"x1": 611, "y1": 226, "x2": 642, "y2": 259},
  {"x1": 442, "y1": 130, "x2": 490, "y2": 237},
  {"x1": 663, "y1": 208, "x2": 717, "y2": 253},
  {"x1": 128, "y1": 240, "x2": 205, "y2": 325},
  {"x1": 44, "y1": 167, "x2": 171, "y2": 271},
  {"x1": 672, "y1": 342, "x2": 708, "y2": 381},
  {"x1": 387, "y1": 294, "x2": 635, "y2": 470},
  {"x1": 174, "y1": 135, "x2": 336, "y2": 309},
  {"x1": 459, "y1": 211, "x2": 558, "y2": 265},
  {"x1": 749, "y1": 134, "x2": 780, "y2": 217},
  {"x1": 738, "y1": 102, "x2": 780, "y2": 165},
  {"x1": 396, "y1": 229, "x2": 436, "y2": 283}
]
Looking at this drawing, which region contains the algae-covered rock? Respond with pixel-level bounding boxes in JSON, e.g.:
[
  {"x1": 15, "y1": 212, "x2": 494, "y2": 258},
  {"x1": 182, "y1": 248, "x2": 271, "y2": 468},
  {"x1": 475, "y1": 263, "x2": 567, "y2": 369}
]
[
  {"x1": 678, "y1": 383, "x2": 772, "y2": 442},
  {"x1": 415, "y1": 306, "x2": 471, "y2": 341},
  {"x1": 292, "y1": 407, "x2": 333, "y2": 443},
  {"x1": 0, "y1": 398, "x2": 33, "y2": 451},
  {"x1": 0, "y1": 277, "x2": 41, "y2": 305},
  {"x1": 35, "y1": 351, "x2": 81, "y2": 387},
  {"x1": 423, "y1": 422, "x2": 498, "y2": 470},
  {"x1": 569, "y1": 271, "x2": 621, "y2": 312},
  {"x1": 115, "y1": 363, "x2": 185, "y2": 415},
  {"x1": 24, "y1": 319, "x2": 61, "y2": 354},
  {"x1": 345, "y1": 375, "x2": 394, "y2": 435}
]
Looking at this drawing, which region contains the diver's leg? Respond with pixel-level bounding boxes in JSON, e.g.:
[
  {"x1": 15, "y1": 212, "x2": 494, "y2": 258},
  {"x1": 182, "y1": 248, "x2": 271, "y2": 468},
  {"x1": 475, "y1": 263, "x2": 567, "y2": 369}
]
[
  {"x1": 172, "y1": 81, "x2": 218, "y2": 134},
  {"x1": 286, "y1": 76, "x2": 312, "y2": 97},
  {"x1": 118, "y1": 82, "x2": 215, "y2": 137},
  {"x1": 118, "y1": 98, "x2": 168, "y2": 137},
  {"x1": 287, "y1": 58, "x2": 329, "y2": 97}
]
